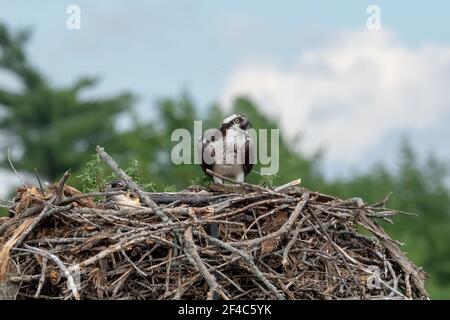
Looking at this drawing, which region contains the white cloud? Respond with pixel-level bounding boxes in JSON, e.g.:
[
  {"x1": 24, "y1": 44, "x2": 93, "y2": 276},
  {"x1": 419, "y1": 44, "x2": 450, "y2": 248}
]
[{"x1": 220, "y1": 28, "x2": 450, "y2": 164}]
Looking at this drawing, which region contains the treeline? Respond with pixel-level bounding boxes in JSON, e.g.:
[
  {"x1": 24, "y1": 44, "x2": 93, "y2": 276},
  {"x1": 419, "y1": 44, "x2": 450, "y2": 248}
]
[{"x1": 0, "y1": 23, "x2": 449, "y2": 298}]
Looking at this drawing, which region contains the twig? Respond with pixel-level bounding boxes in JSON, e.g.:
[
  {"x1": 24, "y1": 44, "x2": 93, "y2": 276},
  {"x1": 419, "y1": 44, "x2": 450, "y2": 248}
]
[
  {"x1": 229, "y1": 192, "x2": 309, "y2": 247},
  {"x1": 199, "y1": 231, "x2": 285, "y2": 300},
  {"x1": 60, "y1": 190, "x2": 127, "y2": 205},
  {"x1": 18, "y1": 245, "x2": 80, "y2": 300},
  {"x1": 34, "y1": 168, "x2": 44, "y2": 192},
  {"x1": 34, "y1": 257, "x2": 47, "y2": 298},
  {"x1": 183, "y1": 227, "x2": 228, "y2": 300},
  {"x1": 206, "y1": 169, "x2": 271, "y2": 193},
  {"x1": 13, "y1": 204, "x2": 74, "y2": 249},
  {"x1": 96, "y1": 146, "x2": 173, "y2": 227},
  {"x1": 7, "y1": 148, "x2": 26, "y2": 186},
  {"x1": 282, "y1": 216, "x2": 307, "y2": 266},
  {"x1": 308, "y1": 207, "x2": 360, "y2": 266},
  {"x1": 274, "y1": 179, "x2": 302, "y2": 192},
  {"x1": 55, "y1": 170, "x2": 71, "y2": 204},
  {"x1": 0, "y1": 150, "x2": 428, "y2": 300}
]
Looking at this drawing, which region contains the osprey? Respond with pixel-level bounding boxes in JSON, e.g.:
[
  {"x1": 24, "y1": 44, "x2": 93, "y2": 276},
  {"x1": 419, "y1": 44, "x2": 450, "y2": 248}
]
[
  {"x1": 198, "y1": 114, "x2": 255, "y2": 184},
  {"x1": 102, "y1": 179, "x2": 141, "y2": 209},
  {"x1": 198, "y1": 114, "x2": 255, "y2": 241}
]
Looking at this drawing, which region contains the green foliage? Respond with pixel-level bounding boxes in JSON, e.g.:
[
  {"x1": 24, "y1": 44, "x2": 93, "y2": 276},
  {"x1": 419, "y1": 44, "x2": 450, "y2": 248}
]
[
  {"x1": 0, "y1": 23, "x2": 136, "y2": 182},
  {"x1": 189, "y1": 176, "x2": 209, "y2": 187},
  {"x1": 163, "y1": 185, "x2": 178, "y2": 192},
  {"x1": 77, "y1": 155, "x2": 107, "y2": 193},
  {"x1": 78, "y1": 155, "x2": 156, "y2": 193},
  {"x1": 123, "y1": 159, "x2": 156, "y2": 192},
  {"x1": 256, "y1": 173, "x2": 278, "y2": 188}
]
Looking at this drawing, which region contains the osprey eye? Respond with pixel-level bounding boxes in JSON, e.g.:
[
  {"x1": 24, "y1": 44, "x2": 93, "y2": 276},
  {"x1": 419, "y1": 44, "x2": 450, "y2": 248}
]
[{"x1": 234, "y1": 118, "x2": 240, "y2": 123}]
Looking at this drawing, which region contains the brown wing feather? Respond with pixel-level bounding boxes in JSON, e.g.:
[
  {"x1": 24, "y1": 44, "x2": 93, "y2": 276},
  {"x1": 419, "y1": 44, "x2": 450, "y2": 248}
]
[
  {"x1": 199, "y1": 136, "x2": 214, "y2": 177},
  {"x1": 243, "y1": 137, "x2": 254, "y2": 176}
]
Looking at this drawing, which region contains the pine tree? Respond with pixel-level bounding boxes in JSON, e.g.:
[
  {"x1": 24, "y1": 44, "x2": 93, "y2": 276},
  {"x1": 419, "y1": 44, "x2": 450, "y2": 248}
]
[{"x1": 0, "y1": 23, "x2": 135, "y2": 181}]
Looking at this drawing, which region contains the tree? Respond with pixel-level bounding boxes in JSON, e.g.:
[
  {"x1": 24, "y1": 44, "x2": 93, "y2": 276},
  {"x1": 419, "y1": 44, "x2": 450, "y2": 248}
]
[
  {"x1": 231, "y1": 97, "x2": 324, "y2": 189},
  {"x1": 0, "y1": 23, "x2": 136, "y2": 181}
]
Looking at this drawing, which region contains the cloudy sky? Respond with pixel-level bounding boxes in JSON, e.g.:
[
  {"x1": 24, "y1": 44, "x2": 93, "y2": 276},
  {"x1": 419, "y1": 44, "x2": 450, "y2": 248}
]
[{"x1": 0, "y1": 0, "x2": 449, "y2": 193}]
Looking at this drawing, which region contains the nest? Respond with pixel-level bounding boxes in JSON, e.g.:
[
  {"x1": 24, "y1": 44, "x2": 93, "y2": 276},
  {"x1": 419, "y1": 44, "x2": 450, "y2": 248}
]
[{"x1": 0, "y1": 147, "x2": 428, "y2": 300}]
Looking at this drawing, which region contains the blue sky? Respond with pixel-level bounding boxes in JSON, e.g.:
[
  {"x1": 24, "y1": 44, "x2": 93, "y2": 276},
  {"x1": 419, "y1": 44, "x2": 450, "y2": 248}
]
[
  {"x1": 0, "y1": 1, "x2": 449, "y2": 185},
  {"x1": 1, "y1": 1, "x2": 449, "y2": 104}
]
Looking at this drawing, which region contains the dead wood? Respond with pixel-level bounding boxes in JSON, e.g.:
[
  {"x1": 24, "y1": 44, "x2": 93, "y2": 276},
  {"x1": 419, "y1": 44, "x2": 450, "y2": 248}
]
[{"x1": 0, "y1": 146, "x2": 429, "y2": 300}]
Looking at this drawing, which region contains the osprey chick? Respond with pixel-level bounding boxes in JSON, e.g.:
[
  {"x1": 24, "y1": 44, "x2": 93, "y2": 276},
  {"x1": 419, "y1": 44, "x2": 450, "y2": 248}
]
[
  {"x1": 198, "y1": 114, "x2": 255, "y2": 184},
  {"x1": 102, "y1": 179, "x2": 141, "y2": 209}
]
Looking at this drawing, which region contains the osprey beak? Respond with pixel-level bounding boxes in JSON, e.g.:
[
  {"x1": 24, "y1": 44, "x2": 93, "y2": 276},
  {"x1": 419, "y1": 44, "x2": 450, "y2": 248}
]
[{"x1": 240, "y1": 119, "x2": 251, "y2": 130}]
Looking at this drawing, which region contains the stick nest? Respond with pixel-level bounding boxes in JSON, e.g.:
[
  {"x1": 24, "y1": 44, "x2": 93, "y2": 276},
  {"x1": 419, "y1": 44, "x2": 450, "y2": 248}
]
[{"x1": 0, "y1": 148, "x2": 429, "y2": 300}]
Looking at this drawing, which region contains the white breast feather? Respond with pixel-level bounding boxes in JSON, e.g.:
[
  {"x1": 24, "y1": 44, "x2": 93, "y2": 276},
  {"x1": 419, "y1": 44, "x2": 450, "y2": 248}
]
[{"x1": 198, "y1": 126, "x2": 252, "y2": 182}]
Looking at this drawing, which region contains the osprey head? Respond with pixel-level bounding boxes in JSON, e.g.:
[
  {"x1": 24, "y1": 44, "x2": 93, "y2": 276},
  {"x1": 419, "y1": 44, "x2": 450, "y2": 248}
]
[
  {"x1": 220, "y1": 114, "x2": 252, "y2": 133},
  {"x1": 104, "y1": 179, "x2": 140, "y2": 208}
]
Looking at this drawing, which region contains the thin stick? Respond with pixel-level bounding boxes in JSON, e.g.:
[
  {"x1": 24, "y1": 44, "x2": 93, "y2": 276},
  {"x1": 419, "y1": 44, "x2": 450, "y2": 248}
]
[
  {"x1": 199, "y1": 231, "x2": 285, "y2": 300},
  {"x1": 282, "y1": 216, "x2": 307, "y2": 266},
  {"x1": 229, "y1": 192, "x2": 309, "y2": 247},
  {"x1": 18, "y1": 245, "x2": 80, "y2": 300},
  {"x1": 7, "y1": 148, "x2": 25, "y2": 186},
  {"x1": 34, "y1": 168, "x2": 44, "y2": 192},
  {"x1": 96, "y1": 146, "x2": 173, "y2": 226},
  {"x1": 206, "y1": 169, "x2": 271, "y2": 193},
  {"x1": 183, "y1": 227, "x2": 228, "y2": 300},
  {"x1": 55, "y1": 170, "x2": 71, "y2": 204},
  {"x1": 13, "y1": 204, "x2": 74, "y2": 249},
  {"x1": 34, "y1": 257, "x2": 47, "y2": 298},
  {"x1": 274, "y1": 179, "x2": 302, "y2": 192}
]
